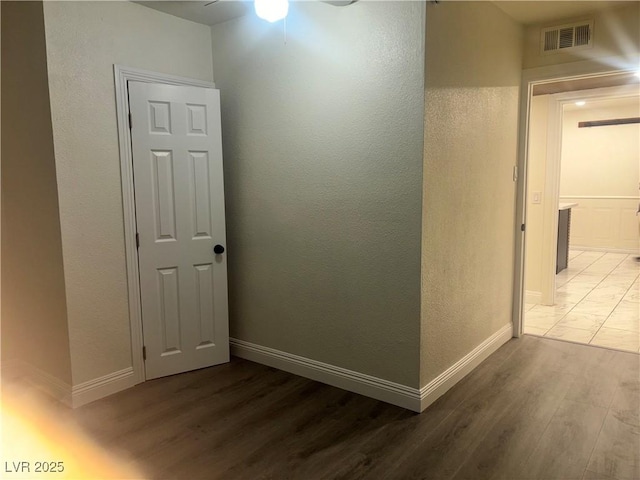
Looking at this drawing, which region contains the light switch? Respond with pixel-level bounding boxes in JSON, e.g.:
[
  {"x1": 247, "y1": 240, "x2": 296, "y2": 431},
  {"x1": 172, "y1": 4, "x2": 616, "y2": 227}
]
[{"x1": 532, "y1": 191, "x2": 542, "y2": 204}]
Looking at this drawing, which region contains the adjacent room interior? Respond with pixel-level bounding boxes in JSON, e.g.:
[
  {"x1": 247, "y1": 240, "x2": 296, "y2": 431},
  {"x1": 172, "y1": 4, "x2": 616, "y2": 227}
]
[{"x1": 524, "y1": 76, "x2": 640, "y2": 352}]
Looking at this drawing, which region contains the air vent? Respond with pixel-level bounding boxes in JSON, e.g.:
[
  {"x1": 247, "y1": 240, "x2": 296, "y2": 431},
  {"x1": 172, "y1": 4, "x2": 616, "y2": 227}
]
[{"x1": 541, "y1": 20, "x2": 593, "y2": 55}]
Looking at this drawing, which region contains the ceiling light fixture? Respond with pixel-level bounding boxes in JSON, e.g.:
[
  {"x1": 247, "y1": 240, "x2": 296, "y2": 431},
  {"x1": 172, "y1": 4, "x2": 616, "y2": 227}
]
[
  {"x1": 254, "y1": 0, "x2": 289, "y2": 22},
  {"x1": 575, "y1": 101, "x2": 586, "y2": 106}
]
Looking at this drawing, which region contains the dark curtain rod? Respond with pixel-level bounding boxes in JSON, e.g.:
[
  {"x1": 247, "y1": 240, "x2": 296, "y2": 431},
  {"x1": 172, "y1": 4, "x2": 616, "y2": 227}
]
[{"x1": 578, "y1": 117, "x2": 640, "y2": 128}]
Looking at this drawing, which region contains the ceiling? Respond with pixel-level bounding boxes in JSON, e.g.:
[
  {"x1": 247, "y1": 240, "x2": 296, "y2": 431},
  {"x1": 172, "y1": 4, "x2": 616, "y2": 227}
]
[
  {"x1": 133, "y1": 1, "x2": 251, "y2": 26},
  {"x1": 493, "y1": 1, "x2": 634, "y2": 26},
  {"x1": 136, "y1": 0, "x2": 636, "y2": 27},
  {"x1": 563, "y1": 94, "x2": 640, "y2": 111}
]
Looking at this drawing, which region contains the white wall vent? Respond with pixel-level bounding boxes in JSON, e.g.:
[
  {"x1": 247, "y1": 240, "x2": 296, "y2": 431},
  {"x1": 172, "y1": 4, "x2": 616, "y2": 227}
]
[{"x1": 541, "y1": 20, "x2": 593, "y2": 55}]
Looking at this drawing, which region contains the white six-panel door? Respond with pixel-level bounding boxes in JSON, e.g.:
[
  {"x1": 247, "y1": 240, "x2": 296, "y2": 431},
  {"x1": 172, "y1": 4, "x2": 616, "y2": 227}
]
[{"x1": 129, "y1": 81, "x2": 229, "y2": 380}]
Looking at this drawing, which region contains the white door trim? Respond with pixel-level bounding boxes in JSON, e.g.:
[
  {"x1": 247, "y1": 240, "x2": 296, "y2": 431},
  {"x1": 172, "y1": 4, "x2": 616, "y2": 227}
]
[
  {"x1": 113, "y1": 65, "x2": 216, "y2": 385},
  {"x1": 540, "y1": 92, "x2": 563, "y2": 306},
  {"x1": 511, "y1": 54, "x2": 639, "y2": 337}
]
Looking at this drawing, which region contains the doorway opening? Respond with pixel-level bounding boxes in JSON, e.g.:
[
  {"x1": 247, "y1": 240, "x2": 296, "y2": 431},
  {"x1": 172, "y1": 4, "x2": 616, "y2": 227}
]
[{"x1": 515, "y1": 68, "x2": 640, "y2": 354}]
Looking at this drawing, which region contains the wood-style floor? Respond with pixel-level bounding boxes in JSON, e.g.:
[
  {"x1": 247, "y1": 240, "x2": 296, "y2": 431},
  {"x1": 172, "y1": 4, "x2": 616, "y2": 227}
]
[{"x1": 68, "y1": 336, "x2": 639, "y2": 479}]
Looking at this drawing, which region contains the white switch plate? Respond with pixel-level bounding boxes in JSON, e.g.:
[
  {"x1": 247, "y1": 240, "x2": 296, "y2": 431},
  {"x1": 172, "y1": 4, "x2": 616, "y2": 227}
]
[{"x1": 532, "y1": 191, "x2": 542, "y2": 204}]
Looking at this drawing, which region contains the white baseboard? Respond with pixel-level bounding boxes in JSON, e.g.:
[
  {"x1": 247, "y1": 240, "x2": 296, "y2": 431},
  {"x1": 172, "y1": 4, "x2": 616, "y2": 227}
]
[
  {"x1": 525, "y1": 290, "x2": 542, "y2": 304},
  {"x1": 72, "y1": 367, "x2": 136, "y2": 408},
  {"x1": 231, "y1": 338, "x2": 423, "y2": 412},
  {"x1": 231, "y1": 323, "x2": 513, "y2": 413},
  {"x1": 0, "y1": 359, "x2": 24, "y2": 382},
  {"x1": 0, "y1": 361, "x2": 136, "y2": 408},
  {"x1": 2, "y1": 360, "x2": 72, "y2": 407},
  {"x1": 419, "y1": 323, "x2": 513, "y2": 411}
]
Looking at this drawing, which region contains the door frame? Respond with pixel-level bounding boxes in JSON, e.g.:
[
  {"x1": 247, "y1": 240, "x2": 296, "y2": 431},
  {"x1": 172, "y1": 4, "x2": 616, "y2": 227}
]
[
  {"x1": 113, "y1": 65, "x2": 216, "y2": 384},
  {"x1": 511, "y1": 55, "x2": 639, "y2": 337}
]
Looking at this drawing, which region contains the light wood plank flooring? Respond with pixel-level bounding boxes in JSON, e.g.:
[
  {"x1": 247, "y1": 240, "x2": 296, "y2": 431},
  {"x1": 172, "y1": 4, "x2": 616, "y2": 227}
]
[{"x1": 10, "y1": 336, "x2": 640, "y2": 479}]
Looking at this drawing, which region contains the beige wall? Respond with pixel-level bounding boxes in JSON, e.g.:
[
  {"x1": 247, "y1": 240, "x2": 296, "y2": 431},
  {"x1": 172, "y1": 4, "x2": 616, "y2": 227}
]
[
  {"x1": 421, "y1": 1, "x2": 522, "y2": 385},
  {"x1": 42, "y1": 1, "x2": 214, "y2": 385},
  {"x1": 1, "y1": 1, "x2": 72, "y2": 383},
  {"x1": 0, "y1": 0, "x2": 2, "y2": 367},
  {"x1": 561, "y1": 99, "x2": 639, "y2": 197},
  {"x1": 523, "y1": 3, "x2": 640, "y2": 69},
  {"x1": 561, "y1": 97, "x2": 640, "y2": 251},
  {"x1": 524, "y1": 95, "x2": 550, "y2": 300},
  {"x1": 211, "y1": 1, "x2": 425, "y2": 387}
]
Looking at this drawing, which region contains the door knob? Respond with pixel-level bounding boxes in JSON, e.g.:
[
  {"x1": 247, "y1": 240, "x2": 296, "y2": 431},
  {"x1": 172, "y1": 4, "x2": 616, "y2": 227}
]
[{"x1": 213, "y1": 244, "x2": 225, "y2": 255}]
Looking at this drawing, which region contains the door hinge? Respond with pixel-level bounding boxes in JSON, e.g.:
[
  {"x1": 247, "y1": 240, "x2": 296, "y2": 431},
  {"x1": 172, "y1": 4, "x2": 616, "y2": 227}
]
[
  {"x1": 513, "y1": 165, "x2": 518, "y2": 182},
  {"x1": 136, "y1": 232, "x2": 140, "y2": 249},
  {"x1": 521, "y1": 224, "x2": 526, "y2": 232},
  {"x1": 128, "y1": 112, "x2": 132, "y2": 130},
  {"x1": 142, "y1": 346, "x2": 146, "y2": 361}
]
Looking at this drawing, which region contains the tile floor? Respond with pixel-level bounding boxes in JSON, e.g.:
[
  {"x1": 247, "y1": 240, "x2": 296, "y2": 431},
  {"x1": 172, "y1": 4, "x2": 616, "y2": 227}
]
[{"x1": 524, "y1": 250, "x2": 640, "y2": 353}]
